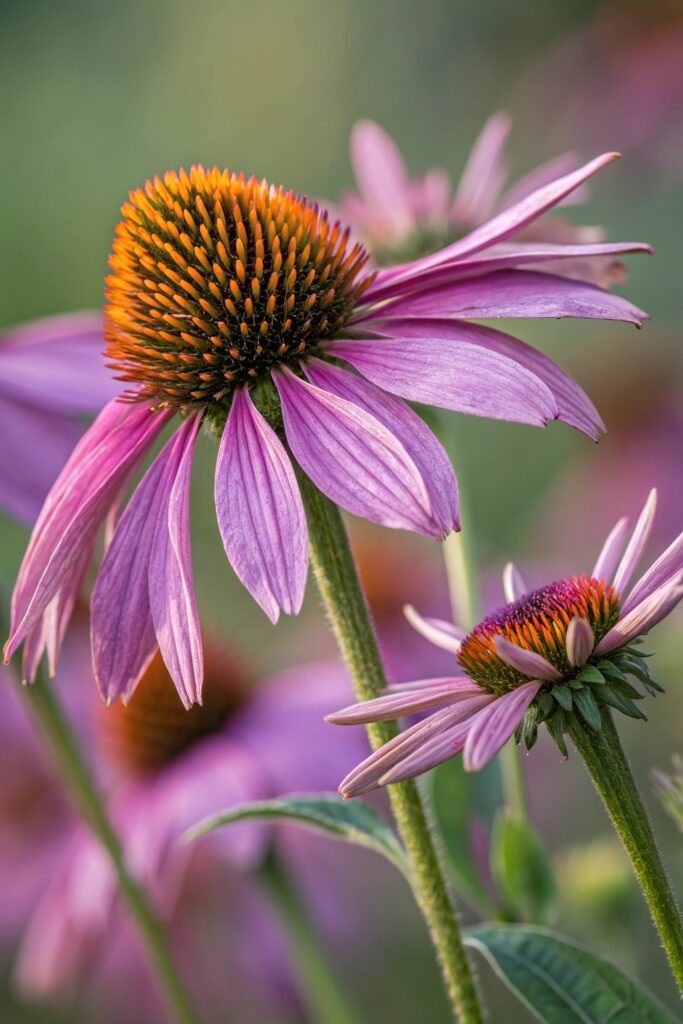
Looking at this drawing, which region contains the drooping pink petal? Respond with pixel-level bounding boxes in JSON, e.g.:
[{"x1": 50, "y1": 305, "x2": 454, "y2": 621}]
[
  {"x1": 566, "y1": 617, "x2": 595, "y2": 667},
  {"x1": 305, "y1": 358, "x2": 459, "y2": 535},
  {"x1": 373, "y1": 318, "x2": 604, "y2": 438},
  {"x1": 592, "y1": 516, "x2": 631, "y2": 581},
  {"x1": 621, "y1": 531, "x2": 683, "y2": 618},
  {"x1": 350, "y1": 120, "x2": 413, "y2": 235},
  {"x1": 497, "y1": 151, "x2": 582, "y2": 210},
  {"x1": 403, "y1": 603, "x2": 465, "y2": 654},
  {"x1": 326, "y1": 678, "x2": 484, "y2": 725},
  {"x1": 0, "y1": 312, "x2": 120, "y2": 414},
  {"x1": 5, "y1": 399, "x2": 172, "y2": 663},
  {"x1": 503, "y1": 562, "x2": 527, "y2": 603},
  {"x1": 612, "y1": 489, "x2": 657, "y2": 595},
  {"x1": 368, "y1": 270, "x2": 647, "y2": 326},
  {"x1": 367, "y1": 318, "x2": 603, "y2": 439},
  {"x1": 274, "y1": 368, "x2": 444, "y2": 538},
  {"x1": 596, "y1": 576, "x2": 683, "y2": 655},
  {"x1": 494, "y1": 635, "x2": 561, "y2": 681},
  {"x1": 367, "y1": 152, "x2": 621, "y2": 293},
  {"x1": 463, "y1": 681, "x2": 541, "y2": 772},
  {"x1": 215, "y1": 387, "x2": 308, "y2": 623},
  {"x1": 327, "y1": 335, "x2": 557, "y2": 427},
  {"x1": 452, "y1": 113, "x2": 511, "y2": 225},
  {"x1": 148, "y1": 415, "x2": 203, "y2": 709}
]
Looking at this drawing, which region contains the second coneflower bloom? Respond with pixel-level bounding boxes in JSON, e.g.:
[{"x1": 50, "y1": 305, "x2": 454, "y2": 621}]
[
  {"x1": 6, "y1": 158, "x2": 650, "y2": 705},
  {"x1": 330, "y1": 489, "x2": 683, "y2": 795}
]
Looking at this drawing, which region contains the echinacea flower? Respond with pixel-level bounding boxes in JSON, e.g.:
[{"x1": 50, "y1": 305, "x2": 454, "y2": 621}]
[
  {"x1": 339, "y1": 115, "x2": 625, "y2": 280},
  {"x1": 5, "y1": 159, "x2": 650, "y2": 705},
  {"x1": 10, "y1": 628, "x2": 370, "y2": 1022},
  {"x1": 0, "y1": 313, "x2": 119, "y2": 523},
  {"x1": 330, "y1": 488, "x2": 682, "y2": 795}
]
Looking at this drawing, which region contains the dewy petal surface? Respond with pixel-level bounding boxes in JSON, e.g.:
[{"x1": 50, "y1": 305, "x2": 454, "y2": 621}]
[
  {"x1": 305, "y1": 358, "x2": 459, "y2": 535},
  {"x1": 463, "y1": 680, "x2": 541, "y2": 772},
  {"x1": 328, "y1": 335, "x2": 557, "y2": 426},
  {"x1": 274, "y1": 368, "x2": 442, "y2": 537},
  {"x1": 215, "y1": 388, "x2": 308, "y2": 623}
]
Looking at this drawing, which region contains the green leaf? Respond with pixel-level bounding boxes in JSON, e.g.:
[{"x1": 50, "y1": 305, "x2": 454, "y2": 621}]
[
  {"x1": 490, "y1": 812, "x2": 556, "y2": 924},
  {"x1": 465, "y1": 925, "x2": 679, "y2": 1023},
  {"x1": 575, "y1": 665, "x2": 605, "y2": 685},
  {"x1": 183, "y1": 793, "x2": 411, "y2": 879},
  {"x1": 552, "y1": 685, "x2": 573, "y2": 711},
  {"x1": 574, "y1": 687, "x2": 603, "y2": 730}
]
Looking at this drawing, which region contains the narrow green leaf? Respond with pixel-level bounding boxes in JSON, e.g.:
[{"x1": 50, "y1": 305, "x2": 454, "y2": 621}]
[
  {"x1": 490, "y1": 812, "x2": 556, "y2": 924},
  {"x1": 596, "y1": 687, "x2": 648, "y2": 721},
  {"x1": 552, "y1": 685, "x2": 573, "y2": 711},
  {"x1": 575, "y1": 665, "x2": 605, "y2": 685},
  {"x1": 183, "y1": 793, "x2": 412, "y2": 879},
  {"x1": 547, "y1": 708, "x2": 568, "y2": 757},
  {"x1": 574, "y1": 687, "x2": 602, "y2": 730},
  {"x1": 465, "y1": 924, "x2": 678, "y2": 1023}
]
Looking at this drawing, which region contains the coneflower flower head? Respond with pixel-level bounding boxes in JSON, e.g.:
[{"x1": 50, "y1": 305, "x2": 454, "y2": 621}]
[
  {"x1": 5, "y1": 155, "x2": 651, "y2": 706},
  {"x1": 330, "y1": 489, "x2": 683, "y2": 795}
]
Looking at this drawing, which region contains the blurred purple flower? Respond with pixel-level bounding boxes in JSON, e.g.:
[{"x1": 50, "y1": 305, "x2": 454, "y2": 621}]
[
  {"x1": 338, "y1": 115, "x2": 627, "y2": 283},
  {"x1": 5, "y1": 160, "x2": 649, "y2": 705},
  {"x1": 330, "y1": 489, "x2": 683, "y2": 794},
  {"x1": 0, "y1": 313, "x2": 120, "y2": 524},
  {"x1": 8, "y1": 633, "x2": 370, "y2": 1021}
]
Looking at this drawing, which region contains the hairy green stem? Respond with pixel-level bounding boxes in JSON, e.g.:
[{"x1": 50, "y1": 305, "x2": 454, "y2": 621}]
[
  {"x1": 259, "y1": 850, "x2": 357, "y2": 1024},
  {"x1": 569, "y1": 710, "x2": 683, "y2": 992},
  {"x1": 300, "y1": 478, "x2": 485, "y2": 1024},
  {"x1": 25, "y1": 671, "x2": 199, "y2": 1024}
]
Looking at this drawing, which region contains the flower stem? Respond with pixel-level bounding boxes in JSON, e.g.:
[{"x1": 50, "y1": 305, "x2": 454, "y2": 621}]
[
  {"x1": 569, "y1": 709, "x2": 683, "y2": 992},
  {"x1": 24, "y1": 670, "x2": 199, "y2": 1024},
  {"x1": 300, "y1": 477, "x2": 485, "y2": 1024},
  {"x1": 259, "y1": 850, "x2": 357, "y2": 1024}
]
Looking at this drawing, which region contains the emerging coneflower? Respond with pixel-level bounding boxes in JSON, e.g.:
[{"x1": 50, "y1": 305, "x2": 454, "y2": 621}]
[
  {"x1": 0, "y1": 313, "x2": 119, "y2": 523},
  {"x1": 338, "y1": 114, "x2": 624, "y2": 278},
  {"x1": 5, "y1": 159, "x2": 650, "y2": 705},
  {"x1": 330, "y1": 488, "x2": 683, "y2": 795}
]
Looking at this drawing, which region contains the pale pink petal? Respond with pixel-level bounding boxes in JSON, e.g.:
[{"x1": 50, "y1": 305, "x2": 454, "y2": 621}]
[
  {"x1": 566, "y1": 617, "x2": 595, "y2": 667},
  {"x1": 327, "y1": 335, "x2": 557, "y2": 427},
  {"x1": 596, "y1": 576, "x2": 683, "y2": 655},
  {"x1": 305, "y1": 358, "x2": 459, "y2": 535},
  {"x1": 215, "y1": 388, "x2": 308, "y2": 623},
  {"x1": 274, "y1": 368, "x2": 443, "y2": 538},
  {"x1": 494, "y1": 635, "x2": 561, "y2": 681},
  {"x1": 592, "y1": 516, "x2": 631, "y2": 581},
  {"x1": 148, "y1": 415, "x2": 203, "y2": 708},
  {"x1": 403, "y1": 603, "x2": 464, "y2": 654},
  {"x1": 452, "y1": 113, "x2": 511, "y2": 225},
  {"x1": 326, "y1": 678, "x2": 483, "y2": 724},
  {"x1": 463, "y1": 681, "x2": 541, "y2": 772},
  {"x1": 503, "y1": 562, "x2": 527, "y2": 603},
  {"x1": 621, "y1": 531, "x2": 683, "y2": 618},
  {"x1": 497, "y1": 151, "x2": 581, "y2": 210},
  {"x1": 612, "y1": 489, "x2": 658, "y2": 595},
  {"x1": 350, "y1": 120, "x2": 413, "y2": 234}
]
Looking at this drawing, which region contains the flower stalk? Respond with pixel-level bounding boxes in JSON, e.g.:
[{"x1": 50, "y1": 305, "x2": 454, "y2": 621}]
[
  {"x1": 300, "y1": 476, "x2": 484, "y2": 1024},
  {"x1": 24, "y1": 669, "x2": 199, "y2": 1024},
  {"x1": 569, "y1": 708, "x2": 683, "y2": 992}
]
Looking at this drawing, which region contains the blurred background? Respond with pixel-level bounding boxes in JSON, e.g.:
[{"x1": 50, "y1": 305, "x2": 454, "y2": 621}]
[{"x1": 1, "y1": 0, "x2": 682, "y2": 1020}]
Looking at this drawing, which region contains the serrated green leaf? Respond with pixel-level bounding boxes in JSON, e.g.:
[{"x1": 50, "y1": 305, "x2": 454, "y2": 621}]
[
  {"x1": 574, "y1": 687, "x2": 602, "y2": 730},
  {"x1": 552, "y1": 685, "x2": 573, "y2": 711},
  {"x1": 465, "y1": 925, "x2": 678, "y2": 1023},
  {"x1": 576, "y1": 665, "x2": 605, "y2": 685},
  {"x1": 490, "y1": 812, "x2": 556, "y2": 924},
  {"x1": 183, "y1": 793, "x2": 411, "y2": 879}
]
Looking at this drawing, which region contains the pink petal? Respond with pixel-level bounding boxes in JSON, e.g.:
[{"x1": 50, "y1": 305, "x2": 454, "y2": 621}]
[
  {"x1": 596, "y1": 576, "x2": 683, "y2": 655},
  {"x1": 305, "y1": 358, "x2": 459, "y2": 535},
  {"x1": 327, "y1": 335, "x2": 557, "y2": 427},
  {"x1": 5, "y1": 399, "x2": 171, "y2": 663},
  {"x1": 350, "y1": 120, "x2": 413, "y2": 233},
  {"x1": 566, "y1": 617, "x2": 595, "y2": 667},
  {"x1": 452, "y1": 112, "x2": 511, "y2": 225},
  {"x1": 503, "y1": 562, "x2": 527, "y2": 603},
  {"x1": 463, "y1": 681, "x2": 541, "y2": 772},
  {"x1": 148, "y1": 415, "x2": 203, "y2": 708},
  {"x1": 274, "y1": 368, "x2": 443, "y2": 538},
  {"x1": 497, "y1": 151, "x2": 582, "y2": 210},
  {"x1": 494, "y1": 635, "x2": 561, "y2": 681},
  {"x1": 621, "y1": 531, "x2": 683, "y2": 618},
  {"x1": 592, "y1": 516, "x2": 631, "y2": 581},
  {"x1": 215, "y1": 388, "x2": 308, "y2": 623},
  {"x1": 612, "y1": 489, "x2": 657, "y2": 595},
  {"x1": 403, "y1": 603, "x2": 465, "y2": 654},
  {"x1": 326, "y1": 678, "x2": 483, "y2": 724}
]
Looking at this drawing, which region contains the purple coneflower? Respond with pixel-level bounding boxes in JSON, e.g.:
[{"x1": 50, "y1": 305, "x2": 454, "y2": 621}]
[
  {"x1": 330, "y1": 488, "x2": 682, "y2": 796},
  {"x1": 0, "y1": 313, "x2": 119, "y2": 523},
  {"x1": 5, "y1": 160, "x2": 650, "y2": 705},
  {"x1": 339, "y1": 115, "x2": 624, "y2": 280}
]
